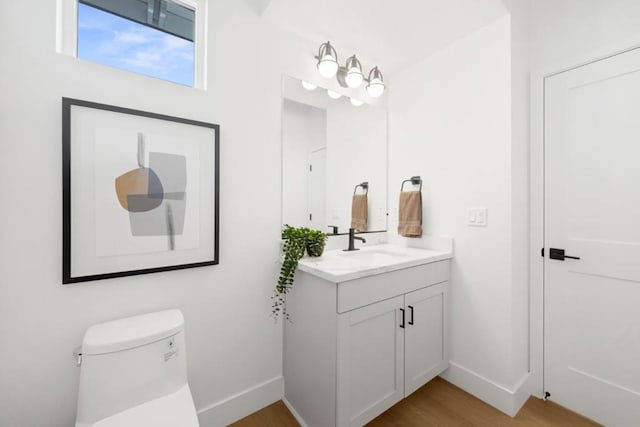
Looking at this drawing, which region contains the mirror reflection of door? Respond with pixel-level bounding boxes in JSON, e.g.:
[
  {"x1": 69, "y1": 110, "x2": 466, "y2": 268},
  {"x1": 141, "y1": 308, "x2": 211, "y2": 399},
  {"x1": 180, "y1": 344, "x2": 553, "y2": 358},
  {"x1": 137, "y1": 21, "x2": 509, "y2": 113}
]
[
  {"x1": 308, "y1": 148, "x2": 326, "y2": 230},
  {"x1": 282, "y1": 99, "x2": 327, "y2": 228}
]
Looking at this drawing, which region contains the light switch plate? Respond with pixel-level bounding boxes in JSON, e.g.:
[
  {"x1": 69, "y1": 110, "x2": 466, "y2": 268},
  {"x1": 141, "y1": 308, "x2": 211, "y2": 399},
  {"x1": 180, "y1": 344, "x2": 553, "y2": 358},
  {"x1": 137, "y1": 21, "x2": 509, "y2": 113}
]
[{"x1": 467, "y1": 208, "x2": 487, "y2": 227}]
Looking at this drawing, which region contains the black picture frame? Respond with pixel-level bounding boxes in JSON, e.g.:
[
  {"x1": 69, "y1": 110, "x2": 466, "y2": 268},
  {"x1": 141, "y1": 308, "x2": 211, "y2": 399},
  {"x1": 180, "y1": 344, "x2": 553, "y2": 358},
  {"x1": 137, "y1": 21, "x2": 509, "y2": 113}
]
[{"x1": 62, "y1": 98, "x2": 219, "y2": 284}]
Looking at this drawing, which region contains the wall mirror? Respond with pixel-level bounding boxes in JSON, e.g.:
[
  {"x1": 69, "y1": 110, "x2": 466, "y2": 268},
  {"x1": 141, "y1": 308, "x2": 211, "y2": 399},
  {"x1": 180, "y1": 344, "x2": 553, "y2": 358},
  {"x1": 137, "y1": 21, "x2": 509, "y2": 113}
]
[{"x1": 281, "y1": 75, "x2": 388, "y2": 235}]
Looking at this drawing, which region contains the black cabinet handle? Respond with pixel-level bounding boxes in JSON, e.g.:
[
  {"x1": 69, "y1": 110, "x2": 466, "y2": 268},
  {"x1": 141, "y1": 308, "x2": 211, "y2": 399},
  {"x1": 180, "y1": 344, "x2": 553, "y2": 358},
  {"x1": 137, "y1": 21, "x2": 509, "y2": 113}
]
[
  {"x1": 400, "y1": 308, "x2": 405, "y2": 328},
  {"x1": 408, "y1": 305, "x2": 414, "y2": 325}
]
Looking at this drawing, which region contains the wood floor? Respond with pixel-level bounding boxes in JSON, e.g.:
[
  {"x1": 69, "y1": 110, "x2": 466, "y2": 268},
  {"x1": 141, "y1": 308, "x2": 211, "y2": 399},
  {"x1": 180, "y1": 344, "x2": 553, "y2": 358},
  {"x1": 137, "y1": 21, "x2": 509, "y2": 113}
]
[{"x1": 230, "y1": 377, "x2": 601, "y2": 427}]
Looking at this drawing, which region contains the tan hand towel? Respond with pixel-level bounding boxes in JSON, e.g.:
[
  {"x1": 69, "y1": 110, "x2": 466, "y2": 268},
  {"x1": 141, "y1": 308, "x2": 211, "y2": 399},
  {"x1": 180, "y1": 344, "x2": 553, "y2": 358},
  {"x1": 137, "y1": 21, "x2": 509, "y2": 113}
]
[
  {"x1": 351, "y1": 194, "x2": 368, "y2": 232},
  {"x1": 398, "y1": 191, "x2": 422, "y2": 237}
]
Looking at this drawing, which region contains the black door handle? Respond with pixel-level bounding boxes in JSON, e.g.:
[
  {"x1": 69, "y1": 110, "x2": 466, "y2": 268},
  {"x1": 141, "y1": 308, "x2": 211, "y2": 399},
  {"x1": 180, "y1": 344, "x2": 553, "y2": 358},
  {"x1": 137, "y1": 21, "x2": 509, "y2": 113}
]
[
  {"x1": 400, "y1": 308, "x2": 405, "y2": 328},
  {"x1": 549, "y1": 248, "x2": 580, "y2": 261},
  {"x1": 408, "y1": 305, "x2": 414, "y2": 325}
]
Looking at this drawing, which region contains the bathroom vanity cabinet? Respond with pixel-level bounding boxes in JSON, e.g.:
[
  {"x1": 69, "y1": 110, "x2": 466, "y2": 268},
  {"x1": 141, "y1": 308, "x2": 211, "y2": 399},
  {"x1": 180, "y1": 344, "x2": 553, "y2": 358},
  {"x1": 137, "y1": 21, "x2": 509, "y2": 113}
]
[{"x1": 284, "y1": 253, "x2": 450, "y2": 427}]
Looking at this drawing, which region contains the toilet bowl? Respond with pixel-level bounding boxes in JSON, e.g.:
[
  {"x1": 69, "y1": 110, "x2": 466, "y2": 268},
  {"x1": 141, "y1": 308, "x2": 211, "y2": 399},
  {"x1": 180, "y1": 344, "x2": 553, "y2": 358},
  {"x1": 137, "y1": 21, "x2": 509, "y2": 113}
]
[{"x1": 75, "y1": 309, "x2": 199, "y2": 427}]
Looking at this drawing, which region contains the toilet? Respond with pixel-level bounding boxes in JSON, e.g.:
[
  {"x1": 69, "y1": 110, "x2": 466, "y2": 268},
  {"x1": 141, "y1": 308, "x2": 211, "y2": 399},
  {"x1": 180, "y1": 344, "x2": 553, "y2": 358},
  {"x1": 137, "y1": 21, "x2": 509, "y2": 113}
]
[{"x1": 75, "y1": 309, "x2": 199, "y2": 427}]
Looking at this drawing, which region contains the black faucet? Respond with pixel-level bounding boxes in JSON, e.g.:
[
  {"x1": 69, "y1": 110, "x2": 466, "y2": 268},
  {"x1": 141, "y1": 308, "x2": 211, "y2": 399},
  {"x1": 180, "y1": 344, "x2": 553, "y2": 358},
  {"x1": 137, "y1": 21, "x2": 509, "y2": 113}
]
[
  {"x1": 344, "y1": 228, "x2": 366, "y2": 251},
  {"x1": 328, "y1": 225, "x2": 339, "y2": 235}
]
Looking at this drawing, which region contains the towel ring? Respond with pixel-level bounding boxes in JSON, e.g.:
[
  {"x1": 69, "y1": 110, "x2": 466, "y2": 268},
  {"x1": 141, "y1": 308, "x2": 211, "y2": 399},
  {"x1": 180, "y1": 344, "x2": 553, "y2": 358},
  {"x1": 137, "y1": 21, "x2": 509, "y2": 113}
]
[
  {"x1": 400, "y1": 176, "x2": 422, "y2": 193},
  {"x1": 354, "y1": 182, "x2": 369, "y2": 195}
]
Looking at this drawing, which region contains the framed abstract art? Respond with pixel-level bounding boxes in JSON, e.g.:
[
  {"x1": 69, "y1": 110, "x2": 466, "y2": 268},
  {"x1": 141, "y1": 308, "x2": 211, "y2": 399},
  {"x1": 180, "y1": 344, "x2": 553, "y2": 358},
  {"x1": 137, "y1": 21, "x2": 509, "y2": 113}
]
[{"x1": 62, "y1": 98, "x2": 219, "y2": 284}]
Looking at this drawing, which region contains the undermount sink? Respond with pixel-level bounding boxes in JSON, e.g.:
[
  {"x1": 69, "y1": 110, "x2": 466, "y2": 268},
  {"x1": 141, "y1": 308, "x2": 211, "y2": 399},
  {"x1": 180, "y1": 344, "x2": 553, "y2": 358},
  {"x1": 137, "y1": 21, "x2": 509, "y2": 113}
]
[
  {"x1": 297, "y1": 243, "x2": 453, "y2": 282},
  {"x1": 337, "y1": 247, "x2": 407, "y2": 262}
]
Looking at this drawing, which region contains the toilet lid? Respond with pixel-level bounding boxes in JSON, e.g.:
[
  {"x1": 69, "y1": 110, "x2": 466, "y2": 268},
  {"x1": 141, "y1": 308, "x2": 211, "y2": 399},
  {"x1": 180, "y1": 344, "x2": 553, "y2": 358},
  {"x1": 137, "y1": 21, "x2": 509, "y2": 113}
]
[{"x1": 89, "y1": 385, "x2": 199, "y2": 427}]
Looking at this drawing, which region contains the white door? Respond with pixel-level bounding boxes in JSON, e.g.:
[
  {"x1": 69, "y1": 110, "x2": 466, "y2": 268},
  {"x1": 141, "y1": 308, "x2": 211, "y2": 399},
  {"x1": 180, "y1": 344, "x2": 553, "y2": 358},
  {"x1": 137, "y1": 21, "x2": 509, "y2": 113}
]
[
  {"x1": 404, "y1": 283, "x2": 449, "y2": 396},
  {"x1": 336, "y1": 296, "x2": 404, "y2": 427},
  {"x1": 545, "y1": 47, "x2": 640, "y2": 426},
  {"x1": 308, "y1": 148, "x2": 326, "y2": 230}
]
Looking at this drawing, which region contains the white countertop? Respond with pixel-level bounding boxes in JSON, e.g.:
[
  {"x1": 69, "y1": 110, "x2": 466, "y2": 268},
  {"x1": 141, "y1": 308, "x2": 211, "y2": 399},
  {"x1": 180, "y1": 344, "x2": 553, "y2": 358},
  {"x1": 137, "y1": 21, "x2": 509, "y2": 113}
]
[{"x1": 297, "y1": 243, "x2": 453, "y2": 282}]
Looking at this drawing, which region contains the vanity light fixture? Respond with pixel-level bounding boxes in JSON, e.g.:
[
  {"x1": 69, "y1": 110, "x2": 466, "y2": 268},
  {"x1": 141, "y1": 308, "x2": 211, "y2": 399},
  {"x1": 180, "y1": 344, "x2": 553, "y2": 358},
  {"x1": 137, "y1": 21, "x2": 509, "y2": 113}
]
[
  {"x1": 316, "y1": 41, "x2": 339, "y2": 78},
  {"x1": 315, "y1": 41, "x2": 385, "y2": 98},
  {"x1": 301, "y1": 80, "x2": 317, "y2": 91},
  {"x1": 350, "y1": 98, "x2": 364, "y2": 107},
  {"x1": 327, "y1": 90, "x2": 342, "y2": 99}
]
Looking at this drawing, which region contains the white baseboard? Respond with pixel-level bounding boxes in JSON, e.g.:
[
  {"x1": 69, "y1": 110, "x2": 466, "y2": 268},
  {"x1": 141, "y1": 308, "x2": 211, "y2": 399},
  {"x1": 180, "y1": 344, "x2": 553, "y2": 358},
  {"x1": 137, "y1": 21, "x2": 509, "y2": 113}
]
[
  {"x1": 194, "y1": 366, "x2": 532, "y2": 425},
  {"x1": 441, "y1": 362, "x2": 533, "y2": 417},
  {"x1": 282, "y1": 397, "x2": 309, "y2": 427},
  {"x1": 197, "y1": 376, "x2": 284, "y2": 426}
]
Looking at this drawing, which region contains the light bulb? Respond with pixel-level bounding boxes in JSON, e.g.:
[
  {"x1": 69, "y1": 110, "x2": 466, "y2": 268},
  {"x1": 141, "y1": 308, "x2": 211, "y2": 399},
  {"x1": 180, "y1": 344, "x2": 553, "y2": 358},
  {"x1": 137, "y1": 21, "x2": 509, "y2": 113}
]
[
  {"x1": 327, "y1": 90, "x2": 342, "y2": 99},
  {"x1": 350, "y1": 98, "x2": 364, "y2": 107},
  {"x1": 317, "y1": 41, "x2": 339, "y2": 78},
  {"x1": 366, "y1": 66, "x2": 385, "y2": 98},
  {"x1": 366, "y1": 80, "x2": 385, "y2": 98},
  {"x1": 318, "y1": 60, "x2": 338, "y2": 78},
  {"x1": 344, "y1": 55, "x2": 363, "y2": 88},
  {"x1": 301, "y1": 80, "x2": 317, "y2": 91},
  {"x1": 345, "y1": 70, "x2": 363, "y2": 88}
]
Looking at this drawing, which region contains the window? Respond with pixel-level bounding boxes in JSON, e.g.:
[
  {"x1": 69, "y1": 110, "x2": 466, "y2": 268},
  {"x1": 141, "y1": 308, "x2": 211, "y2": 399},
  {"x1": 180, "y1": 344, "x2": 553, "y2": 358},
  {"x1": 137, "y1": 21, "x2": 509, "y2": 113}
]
[{"x1": 58, "y1": 0, "x2": 205, "y2": 87}]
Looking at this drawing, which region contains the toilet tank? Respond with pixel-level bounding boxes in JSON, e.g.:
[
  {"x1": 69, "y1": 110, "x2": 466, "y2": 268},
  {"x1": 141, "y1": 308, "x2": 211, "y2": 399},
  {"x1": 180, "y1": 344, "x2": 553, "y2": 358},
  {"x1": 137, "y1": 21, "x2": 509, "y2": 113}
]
[{"x1": 76, "y1": 309, "x2": 190, "y2": 425}]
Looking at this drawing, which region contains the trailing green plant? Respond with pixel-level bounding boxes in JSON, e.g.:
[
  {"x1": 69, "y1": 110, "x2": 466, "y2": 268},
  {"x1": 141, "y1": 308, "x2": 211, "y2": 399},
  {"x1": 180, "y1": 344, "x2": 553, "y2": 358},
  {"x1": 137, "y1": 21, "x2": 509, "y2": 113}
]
[
  {"x1": 272, "y1": 225, "x2": 309, "y2": 321},
  {"x1": 306, "y1": 229, "x2": 328, "y2": 257}
]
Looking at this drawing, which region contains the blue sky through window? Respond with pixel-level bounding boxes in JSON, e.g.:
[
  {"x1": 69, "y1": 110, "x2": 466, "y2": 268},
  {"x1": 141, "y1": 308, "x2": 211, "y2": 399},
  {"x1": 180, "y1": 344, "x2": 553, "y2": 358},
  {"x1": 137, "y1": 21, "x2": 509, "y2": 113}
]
[{"x1": 77, "y1": 3, "x2": 194, "y2": 86}]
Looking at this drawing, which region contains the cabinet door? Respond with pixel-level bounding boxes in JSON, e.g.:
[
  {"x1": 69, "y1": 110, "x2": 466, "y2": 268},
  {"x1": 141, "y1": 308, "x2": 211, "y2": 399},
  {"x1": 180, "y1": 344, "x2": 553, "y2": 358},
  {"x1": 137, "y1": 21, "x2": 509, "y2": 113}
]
[
  {"x1": 404, "y1": 282, "x2": 449, "y2": 396},
  {"x1": 336, "y1": 295, "x2": 405, "y2": 427}
]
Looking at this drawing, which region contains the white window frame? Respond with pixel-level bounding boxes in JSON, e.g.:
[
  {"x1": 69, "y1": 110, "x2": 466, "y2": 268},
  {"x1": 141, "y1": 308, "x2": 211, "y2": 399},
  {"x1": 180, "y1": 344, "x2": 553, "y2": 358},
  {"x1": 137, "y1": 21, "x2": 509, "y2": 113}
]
[{"x1": 56, "y1": 0, "x2": 208, "y2": 89}]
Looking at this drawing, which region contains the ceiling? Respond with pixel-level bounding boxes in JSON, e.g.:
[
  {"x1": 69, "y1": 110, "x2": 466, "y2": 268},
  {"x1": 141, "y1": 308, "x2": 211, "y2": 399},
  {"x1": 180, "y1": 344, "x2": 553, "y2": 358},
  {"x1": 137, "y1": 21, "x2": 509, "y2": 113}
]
[{"x1": 260, "y1": 0, "x2": 508, "y2": 75}]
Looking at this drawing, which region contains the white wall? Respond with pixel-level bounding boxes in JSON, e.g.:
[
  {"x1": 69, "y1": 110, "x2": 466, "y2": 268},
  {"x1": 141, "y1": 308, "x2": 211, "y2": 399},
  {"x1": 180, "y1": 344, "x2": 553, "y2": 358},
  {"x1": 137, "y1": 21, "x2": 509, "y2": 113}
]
[
  {"x1": 388, "y1": 14, "x2": 530, "y2": 410},
  {"x1": 503, "y1": 0, "x2": 531, "y2": 398},
  {"x1": 0, "y1": 1, "x2": 328, "y2": 426},
  {"x1": 530, "y1": 0, "x2": 640, "y2": 72}
]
